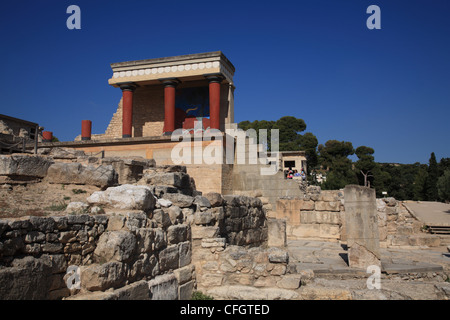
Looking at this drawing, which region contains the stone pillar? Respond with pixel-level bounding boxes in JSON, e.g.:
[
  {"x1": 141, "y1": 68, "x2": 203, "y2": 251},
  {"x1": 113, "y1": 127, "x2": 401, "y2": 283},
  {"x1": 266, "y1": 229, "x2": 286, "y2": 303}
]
[
  {"x1": 206, "y1": 75, "x2": 223, "y2": 130},
  {"x1": 81, "y1": 120, "x2": 92, "y2": 140},
  {"x1": 268, "y1": 218, "x2": 287, "y2": 247},
  {"x1": 344, "y1": 185, "x2": 381, "y2": 269},
  {"x1": 120, "y1": 83, "x2": 137, "y2": 138},
  {"x1": 42, "y1": 131, "x2": 52, "y2": 142},
  {"x1": 161, "y1": 79, "x2": 180, "y2": 135}
]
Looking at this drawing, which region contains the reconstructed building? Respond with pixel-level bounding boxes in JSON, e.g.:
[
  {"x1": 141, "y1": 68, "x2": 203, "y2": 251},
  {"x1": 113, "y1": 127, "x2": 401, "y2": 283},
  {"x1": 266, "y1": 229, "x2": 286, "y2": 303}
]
[{"x1": 42, "y1": 52, "x2": 303, "y2": 209}]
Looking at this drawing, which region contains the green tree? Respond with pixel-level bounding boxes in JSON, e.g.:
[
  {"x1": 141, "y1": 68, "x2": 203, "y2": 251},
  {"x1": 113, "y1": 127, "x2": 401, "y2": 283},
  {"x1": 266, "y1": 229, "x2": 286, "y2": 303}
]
[
  {"x1": 318, "y1": 140, "x2": 357, "y2": 190},
  {"x1": 238, "y1": 116, "x2": 318, "y2": 170},
  {"x1": 437, "y1": 170, "x2": 450, "y2": 202},
  {"x1": 413, "y1": 166, "x2": 428, "y2": 201},
  {"x1": 355, "y1": 146, "x2": 376, "y2": 187},
  {"x1": 425, "y1": 152, "x2": 439, "y2": 201}
]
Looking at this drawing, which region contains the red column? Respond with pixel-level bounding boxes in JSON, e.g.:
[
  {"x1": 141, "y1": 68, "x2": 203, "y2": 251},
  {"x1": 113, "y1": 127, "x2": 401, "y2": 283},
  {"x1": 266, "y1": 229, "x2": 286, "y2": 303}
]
[
  {"x1": 162, "y1": 79, "x2": 179, "y2": 135},
  {"x1": 120, "y1": 83, "x2": 137, "y2": 138},
  {"x1": 81, "y1": 120, "x2": 92, "y2": 140},
  {"x1": 207, "y1": 75, "x2": 223, "y2": 130},
  {"x1": 42, "y1": 131, "x2": 53, "y2": 142}
]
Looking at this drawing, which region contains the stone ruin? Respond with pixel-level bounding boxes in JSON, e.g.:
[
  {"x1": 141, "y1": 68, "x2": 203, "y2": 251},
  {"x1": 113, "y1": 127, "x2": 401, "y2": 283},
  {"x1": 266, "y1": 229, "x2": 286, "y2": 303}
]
[{"x1": 0, "y1": 148, "x2": 449, "y2": 300}]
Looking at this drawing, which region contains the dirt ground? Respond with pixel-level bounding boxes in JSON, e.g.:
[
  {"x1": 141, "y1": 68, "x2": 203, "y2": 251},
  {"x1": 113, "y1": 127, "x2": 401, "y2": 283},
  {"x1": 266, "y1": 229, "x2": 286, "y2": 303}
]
[{"x1": 0, "y1": 182, "x2": 101, "y2": 218}]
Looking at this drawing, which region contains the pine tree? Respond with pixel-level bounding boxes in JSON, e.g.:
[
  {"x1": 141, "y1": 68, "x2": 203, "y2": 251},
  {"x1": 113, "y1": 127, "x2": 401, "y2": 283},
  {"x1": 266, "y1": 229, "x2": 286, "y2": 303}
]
[{"x1": 425, "y1": 152, "x2": 439, "y2": 201}]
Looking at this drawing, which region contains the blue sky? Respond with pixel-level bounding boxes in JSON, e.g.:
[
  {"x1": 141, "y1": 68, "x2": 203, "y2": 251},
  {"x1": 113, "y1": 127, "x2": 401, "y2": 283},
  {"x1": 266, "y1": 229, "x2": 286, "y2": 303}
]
[{"x1": 0, "y1": 0, "x2": 449, "y2": 164}]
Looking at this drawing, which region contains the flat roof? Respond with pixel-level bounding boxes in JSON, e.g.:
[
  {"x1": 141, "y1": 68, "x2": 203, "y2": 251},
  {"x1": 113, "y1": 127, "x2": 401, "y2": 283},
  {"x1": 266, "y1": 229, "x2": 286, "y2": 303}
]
[{"x1": 0, "y1": 114, "x2": 38, "y2": 127}]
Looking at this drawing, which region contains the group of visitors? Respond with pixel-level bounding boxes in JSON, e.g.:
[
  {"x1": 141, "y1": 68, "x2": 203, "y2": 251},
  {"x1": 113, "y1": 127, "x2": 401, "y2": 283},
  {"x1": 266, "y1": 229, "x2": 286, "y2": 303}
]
[{"x1": 284, "y1": 167, "x2": 306, "y2": 181}]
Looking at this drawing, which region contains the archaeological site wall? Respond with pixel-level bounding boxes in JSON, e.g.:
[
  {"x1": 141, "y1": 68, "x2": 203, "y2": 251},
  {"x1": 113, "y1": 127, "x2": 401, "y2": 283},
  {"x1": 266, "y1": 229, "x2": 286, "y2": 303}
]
[
  {"x1": 0, "y1": 149, "x2": 286, "y2": 300},
  {"x1": 274, "y1": 186, "x2": 442, "y2": 248}
]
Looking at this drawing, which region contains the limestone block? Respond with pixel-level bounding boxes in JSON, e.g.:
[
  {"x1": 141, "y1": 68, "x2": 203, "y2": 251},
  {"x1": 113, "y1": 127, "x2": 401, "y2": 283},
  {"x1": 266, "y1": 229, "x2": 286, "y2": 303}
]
[
  {"x1": 344, "y1": 185, "x2": 381, "y2": 269},
  {"x1": 173, "y1": 265, "x2": 195, "y2": 286},
  {"x1": 204, "y1": 192, "x2": 224, "y2": 207},
  {"x1": 148, "y1": 273, "x2": 178, "y2": 300},
  {"x1": 167, "y1": 224, "x2": 188, "y2": 245},
  {"x1": 152, "y1": 209, "x2": 172, "y2": 228},
  {"x1": 276, "y1": 274, "x2": 302, "y2": 289},
  {"x1": 179, "y1": 280, "x2": 195, "y2": 300},
  {"x1": 46, "y1": 162, "x2": 117, "y2": 188},
  {"x1": 0, "y1": 154, "x2": 54, "y2": 178},
  {"x1": 81, "y1": 261, "x2": 127, "y2": 291},
  {"x1": 191, "y1": 226, "x2": 219, "y2": 239},
  {"x1": 159, "y1": 245, "x2": 179, "y2": 271},
  {"x1": 267, "y1": 218, "x2": 286, "y2": 247},
  {"x1": 113, "y1": 280, "x2": 150, "y2": 300},
  {"x1": 300, "y1": 211, "x2": 340, "y2": 225},
  {"x1": 87, "y1": 185, "x2": 156, "y2": 211},
  {"x1": 94, "y1": 230, "x2": 137, "y2": 263},
  {"x1": 194, "y1": 211, "x2": 215, "y2": 225},
  {"x1": 201, "y1": 237, "x2": 226, "y2": 248},
  {"x1": 162, "y1": 193, "x2": 194, "y2": 208},
  {"x1": 314, "y1": 201, "x2": 340, "y2": 212},
  {"x1": 267, "y1": 247, "x2": 289, "y2": 263}
]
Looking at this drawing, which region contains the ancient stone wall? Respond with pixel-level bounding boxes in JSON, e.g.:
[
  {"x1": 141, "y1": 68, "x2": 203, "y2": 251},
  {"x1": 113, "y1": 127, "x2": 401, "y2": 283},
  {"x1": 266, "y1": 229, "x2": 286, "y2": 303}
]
[
  {"x1": 275, "y1": 186, "x2": 441, "y2": 248},
  {"x1": 0, "y1": 149, "x2": 270, "y2": 300},
  {"x1": 275, "y1": 188, "x2": 344, "y2": 240}
]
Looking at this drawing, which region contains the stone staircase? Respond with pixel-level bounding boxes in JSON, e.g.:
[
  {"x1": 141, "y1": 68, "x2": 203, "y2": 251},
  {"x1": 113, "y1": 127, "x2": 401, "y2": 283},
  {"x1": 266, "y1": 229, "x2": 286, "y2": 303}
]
[{"x1": 226, "y1": 135, "x2": 303, "y2": 212}]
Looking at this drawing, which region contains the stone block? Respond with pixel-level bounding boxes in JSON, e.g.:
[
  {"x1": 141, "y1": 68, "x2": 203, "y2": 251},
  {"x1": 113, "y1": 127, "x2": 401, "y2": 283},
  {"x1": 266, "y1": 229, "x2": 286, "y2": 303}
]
[
  {"x1": 167, "y1": 224, "x2": 188, "y2": 245},
  {"x1": 204, "y1": 192, "x2": 224, "y2": 207},
  {"x1": 87, "y1": 185, "x2": 156, "y2": 211},
  {"x1": 191, "y1": 226, "x2": 219, "y2": 239},
  {"x1": 148, "y1": 273, "x2": 178, "y2": 300},
  {"x1": 113, "y1": 280, "x2": 150, "y2": 300},
  {"x1": 94, "y1": 230, "x2": 137, "y2": 263},
  {"x1": 81, "y1": 262, "x2": 127, "y2": 291},
  {"x1": 46, "y1": 162, "x2": 117, "y2": 188},
  {"x1": 0, "y1": 155, "x2": 54, "y2": 178},
  {"x1": 276, "y1": 274, "x2": 302, "y2": 289},
  {"x1": 300, "y1": 211, "x2": 340, "y2": 225},
  {"x1": 159, "y1": 245, "x2": 179, "y2": 271},
  {"x1": 314, "y1": 201, "x2": 340, "y2": 212},
  {"x1": 267, "y1": 218, "x2": 286, "y2": 247},
  {"x1": 179, "y1": 280, "x2": 195, "y2": 300},
  {"x1": 344, "y1": 185, "x2": 381, "y2": 269}
]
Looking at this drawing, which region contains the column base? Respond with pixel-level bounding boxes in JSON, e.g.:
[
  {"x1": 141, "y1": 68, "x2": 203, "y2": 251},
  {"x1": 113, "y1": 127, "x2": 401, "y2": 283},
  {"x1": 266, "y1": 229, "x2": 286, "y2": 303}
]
[
  {"x1": 122, "y1": 134, "x2": 132, "y2": 138},
  {"x1": 163, "y1": 131, "x2": 173, "y2": 136},
  {"x1": 81, "y1": 137, "x2": 91, "y2": 141}
]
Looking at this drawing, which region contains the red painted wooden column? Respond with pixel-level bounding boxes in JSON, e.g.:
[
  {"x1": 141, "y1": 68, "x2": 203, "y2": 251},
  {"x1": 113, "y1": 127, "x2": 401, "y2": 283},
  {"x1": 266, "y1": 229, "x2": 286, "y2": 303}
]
[
  {"x1": 81, "y1": 120, "x2": 92, "y2": 140},
  {"x1": 120, "y1": 83, "x2": 137, "y2": 138},
  {"x1": 206, "y1": 75, "x2": 223, "y2": 130},
  {"x1": 162, "y1": 79, "x2": 180, "y2": 135}
]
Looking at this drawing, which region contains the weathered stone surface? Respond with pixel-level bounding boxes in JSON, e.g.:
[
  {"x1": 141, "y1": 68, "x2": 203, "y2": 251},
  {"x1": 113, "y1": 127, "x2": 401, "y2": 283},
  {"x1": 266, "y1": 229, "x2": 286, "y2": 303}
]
[
  {"x1": 194, "y1": 195, "x2": 211, "y2": 209},
  {"x1": 152, "y1": 209, "x2": 172, "y2": 228},
  {"x1": 162, "y1": 193, "x2": 194, "y2": 208},
  {"x1": 300, "y1": 211, "x2": 341, "y2": 225},
  {"x1": 87, "y1": 184, "x2": 156, "y2": 211},
  {"x1": 159, "y1": 245, "x2": 179, "y2": 271},
  {"x1": 344, "y1": 185, "x2": 381, "y2": 269},
  {"x1": 167, "y1": 224, "x2": 188, "y2": 245},
  {"x1": 81, "y1": 261, "x2": 127, "y2": 291},
  {"x1": 194, "y1": 210, "x2": 215, "y2": 225},
  {"x1": 191, "y1": 226, "x2": 219, "y2": 239},
  {"x1": 314, "y1": 201, "x2": 340, "y2": 212},
  {"x1": 148, "y1": 273, "x2": 178, "y2": 300},
  {"x1": 204, "y1": 192, "x2": 224, "y2": 207},
  {"x1": 94, "y1": 230, "x2": 137, "y2": 263},
  {"x1": 46, "y1": 162, "x2": 117, "y2": 187},
  {"x1": 178, "y1": 241, "x2": 192, "y2": 267},
  {"x1": 268, "y1": 247, "x2": 289, "y2": 263},
  {"x1": 206, "y1": 285, "x2": 298, "y2": 300},
  {"x1": 65, "y1": 202, "x2": 89, "y2": 214},
  {"x1": 0, "y1": 155, "x2": 54, "y2": 178},
  {"x1": 0, "y1": 255, "x2": 53, "y2": 299},
  {"x1": 113, "y1": 280, "x2": 150, "y2": 300},
  {"x1": 267, "y1": 218, "x2": 286, "y2": 247},
  {"x1": 276, "y1": 274, "x2": 302, "y2": 289}
]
